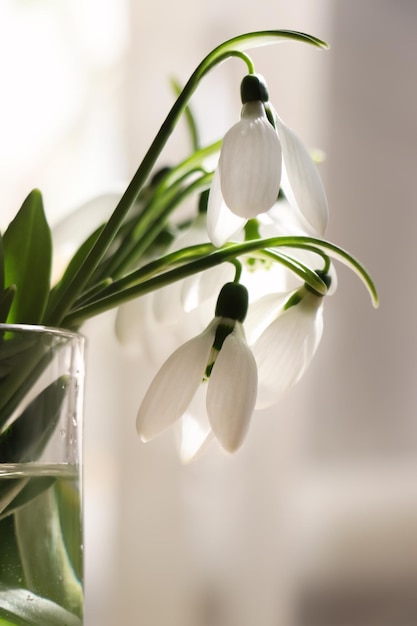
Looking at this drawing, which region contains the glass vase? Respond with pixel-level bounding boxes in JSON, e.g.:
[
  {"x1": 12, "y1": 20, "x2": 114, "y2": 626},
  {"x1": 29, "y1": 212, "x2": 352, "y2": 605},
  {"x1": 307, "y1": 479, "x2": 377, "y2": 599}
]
[{"x1": 0, "y1": 324, "x2": 85, "y2": 626}]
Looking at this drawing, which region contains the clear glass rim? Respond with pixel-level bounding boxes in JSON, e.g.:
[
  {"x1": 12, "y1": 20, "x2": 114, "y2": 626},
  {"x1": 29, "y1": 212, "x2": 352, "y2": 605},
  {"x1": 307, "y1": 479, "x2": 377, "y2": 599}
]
[{"x1": 0, "y1": 323, "x2": 84, "y2": 341}]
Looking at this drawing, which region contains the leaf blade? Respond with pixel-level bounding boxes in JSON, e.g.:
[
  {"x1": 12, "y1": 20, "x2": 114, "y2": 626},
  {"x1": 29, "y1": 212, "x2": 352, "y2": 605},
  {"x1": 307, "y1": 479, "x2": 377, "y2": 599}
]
[
  {"x1": 0, "y1": 584, "x2": 82, "y2": 626},
  {"x1": 3, "y1": 190, "x2": 52, "y2": 324}
]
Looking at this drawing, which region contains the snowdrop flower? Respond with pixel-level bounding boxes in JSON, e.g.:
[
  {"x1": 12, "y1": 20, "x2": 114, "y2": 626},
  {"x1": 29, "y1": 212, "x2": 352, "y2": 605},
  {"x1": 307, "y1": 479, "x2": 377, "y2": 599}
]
[
  {"x1": 207, "y1": 73, "x2": 328, "y2": 245},
  {"x1": 137, "y1": 282, "x2": 258, "y2": 453},
  {"x1": 252, "y1": 274, "x2": 331, "y2": 409}
]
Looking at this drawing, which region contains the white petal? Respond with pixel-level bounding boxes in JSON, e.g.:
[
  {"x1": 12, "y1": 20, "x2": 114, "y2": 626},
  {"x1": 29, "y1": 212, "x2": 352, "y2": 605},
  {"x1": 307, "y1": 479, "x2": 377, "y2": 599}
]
[
  {"x1": 244, "y1": 291, "x2": 293, "y2": 344},
  {"x1": 253, "y1": 291, "x2": 324, "y2": 409},
  {"x1": 136, "y1": 321, "x2": 216, "y2": 441},
  {"x1": 177, "y1": 385, "x2": 213, "y2": 463},
  {"x1": 207, "y1": 324, "x2": 258, "y2": 452},
  {"x1": 265, "y1": 196, "x2": 311, "y2": 236},
  {"x1": 207, "y1": 168, "x2": 247, "y2": 246},
  {"x1": 152, "y1": 214, "x2": 211, "y2": 321},
  {"x1": 219, "y1": 101, "x2": 282, "y2": 219},
  {"x1": 275, "y1": 114, "x2": 329, "y2": 236}
]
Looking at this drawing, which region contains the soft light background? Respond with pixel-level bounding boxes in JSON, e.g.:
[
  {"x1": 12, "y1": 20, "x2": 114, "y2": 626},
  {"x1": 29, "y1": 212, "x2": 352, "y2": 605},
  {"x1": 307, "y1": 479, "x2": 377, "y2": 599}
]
[{"x1": 1, "y1": 1, "x2": 417, "y2": 624}]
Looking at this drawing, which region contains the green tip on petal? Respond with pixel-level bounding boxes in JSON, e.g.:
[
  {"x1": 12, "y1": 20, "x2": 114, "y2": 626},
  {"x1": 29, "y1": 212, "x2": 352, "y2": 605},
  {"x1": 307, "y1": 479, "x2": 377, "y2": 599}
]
[{"x1": 215, "y1": 282, "x2": 249, "y2": 322}]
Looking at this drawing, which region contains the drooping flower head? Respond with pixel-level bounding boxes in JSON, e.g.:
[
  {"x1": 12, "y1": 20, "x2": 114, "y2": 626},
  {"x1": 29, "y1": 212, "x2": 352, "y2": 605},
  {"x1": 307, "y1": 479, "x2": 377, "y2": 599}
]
[
  {"x1": 251, "y1": 271, "x2": 332, "y2": 409},
  {"x1": 218, "y1": 74, "x2": 282, "y2": 219},
  {"x1": 207, "y1": 73, "x2": 328, "y2": 246},
  {"x1": 136, "y1": 282, "x2": 258, "y2": 453}
]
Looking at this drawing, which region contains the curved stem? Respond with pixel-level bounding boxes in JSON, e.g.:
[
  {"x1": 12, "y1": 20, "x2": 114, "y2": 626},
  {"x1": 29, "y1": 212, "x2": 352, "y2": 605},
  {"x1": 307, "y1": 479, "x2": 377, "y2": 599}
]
[
  {"x1": 262, "y1": 244, "x2": 331, "y2": 273},
  {"x1": 62, "y1": 234, "x2": 377, "y2": 328},
  {"x1": 260, "y1": 249, "x2": 329, "y2": 291},
  {"x1": 228, "y1": 51, "x2": 256, "y2": 73},
  {"x1": 231, "y1": 259, "x2": 243, "y2": 282}
]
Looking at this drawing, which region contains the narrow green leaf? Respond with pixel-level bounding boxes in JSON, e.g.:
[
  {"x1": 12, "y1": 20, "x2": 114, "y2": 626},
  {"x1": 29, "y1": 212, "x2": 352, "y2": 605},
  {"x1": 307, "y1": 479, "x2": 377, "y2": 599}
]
[
  {"x1": 0, "y1": 377, "x2": 68, "y2": 517},
  {"x1": 0, "y1": 477, "x2": 55, "y2": 520},
  {"x1": 14, "y1": 485, "x2": 83, "y2": 618},
  {"x1": 0, "y1": 334, "x2": 44, "y2": 421},
  {"x1": 0, "y1": 584, "x2": 81, "y2": 626},
  {"x1": 0, "y1": 231, "x2": 4, "y2": 291},
  {"x1": 0, "y1": 377, "x2": 69, "y2": 462},
  {"x1": 0, "y1": 286, "x2": 16, "y2": 324},
  {"x1": 3, "y1": 190, "x2": 52, "y2": 324},
  {"x1": 0, "y1": 515, "x2": 24, "y2": 586},
  {"x1": 56, "y1": 479, "x2": 83, "y2": 581},
  {"x1": 194, "y1": 30, "x2": 328, "y2": 85}
]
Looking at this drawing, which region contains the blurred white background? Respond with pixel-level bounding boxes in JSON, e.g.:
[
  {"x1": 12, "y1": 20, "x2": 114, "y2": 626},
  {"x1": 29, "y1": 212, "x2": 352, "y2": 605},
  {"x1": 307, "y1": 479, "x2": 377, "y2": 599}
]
[{"x1": 1, "y1": 1, "x2": 417, "y2": 624}]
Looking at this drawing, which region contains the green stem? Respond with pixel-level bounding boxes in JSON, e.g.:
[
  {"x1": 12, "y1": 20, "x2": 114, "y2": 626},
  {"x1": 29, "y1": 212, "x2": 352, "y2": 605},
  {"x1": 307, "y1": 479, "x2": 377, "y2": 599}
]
[
  {"x1": 260, "y1": 248, "x2": 330, "y2": 287},
  {"x1": 62, "y1": 235, "x2": 377, "y2": 328},
  {"x1": 231, "y1": 259, "x2": 243, "y2": 282},
  {"x1": 262, "y1": 244, "x2": 331, "y2": 273}
]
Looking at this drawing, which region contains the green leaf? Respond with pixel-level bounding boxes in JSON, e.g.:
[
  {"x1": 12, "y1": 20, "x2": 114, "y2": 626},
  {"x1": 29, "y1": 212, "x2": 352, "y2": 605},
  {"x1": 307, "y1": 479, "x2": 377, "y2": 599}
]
[
  {"x1": 0, "y1": 477, "x2": 55, "y2": 520},
  {"x1": 0, "y1": 286, "x2": 16, "y2": 324},
  {"x1": 0, "y1": 231, "x2": 4, "y2": 292},
  {"x1": 0, "y1": 584, "x2": 82, "y2": 626},
  {"x1": 3, "y1": 190, "x2": 52, "y2": 324},
  {"x1": 0, "y1": 334, "x2": 44, "y2": 422},
  {"x1": 0, "y1": 377, "x2": 68, "y2": 517},
  {"x1": 56, "y1": 479, "x2": 83, "y2": 581},
  {"x1": 0, "y1": 516, "x2": 24, "y2": 586},
  {"x1": 14, "y1": 485, "x2": 83, "y2": 618},
  {"x1": 0, "y1": 376, "x2": 69, "y2": 462}
]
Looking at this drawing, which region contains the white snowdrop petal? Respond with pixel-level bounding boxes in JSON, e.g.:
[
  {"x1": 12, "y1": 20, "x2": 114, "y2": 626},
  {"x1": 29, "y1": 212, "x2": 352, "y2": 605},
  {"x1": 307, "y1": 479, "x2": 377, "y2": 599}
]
[
  {"x1": 219, "y1": 101, "x2": 281, "y2": 219},
  {"x1": 275, "y1": 115, "x2": 329, "y2": 236},
  {"x1": 207, "y1": 326, "x2": 258, "y2": 452},
  {"x1": 253, "y1": 293, "x2": 324, "y2": 409},
  {"x1": 266, "y1": 197, "x2": 310, "y2": 235},
  {"x1": 207, "y1": 168, "x2": 247, "y2": 246},
  {"x1": 153, "y1": 213, "x2": 212, "y2": 321},
  {"x1": 136, "y1": 322, "x2": 215, "y2": 441},
  {"x1": 178, "y1": 385, "x2": 213, "y2": 463},
  {"x1": 244, "y1": 291, "x2": 293, "y2": 344}
]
